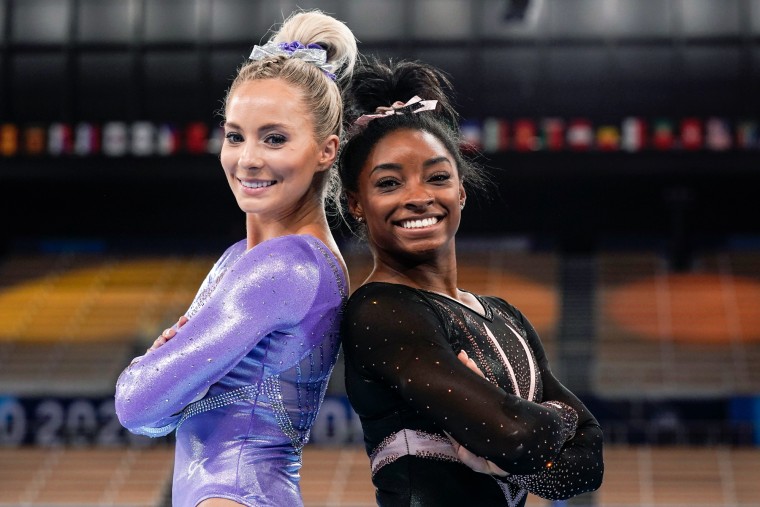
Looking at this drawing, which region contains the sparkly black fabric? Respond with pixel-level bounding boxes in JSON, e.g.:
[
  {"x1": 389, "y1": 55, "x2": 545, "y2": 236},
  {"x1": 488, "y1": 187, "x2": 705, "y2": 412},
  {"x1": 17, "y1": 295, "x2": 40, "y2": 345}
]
[{"x1": 343, "y1": 282, "x2": 604, "y2": 507}]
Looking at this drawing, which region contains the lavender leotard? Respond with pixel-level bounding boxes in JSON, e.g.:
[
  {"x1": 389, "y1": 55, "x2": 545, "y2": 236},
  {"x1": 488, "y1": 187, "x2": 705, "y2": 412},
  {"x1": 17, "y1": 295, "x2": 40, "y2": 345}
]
[{"x1": 115, "y1": 235, "x2": 347, "y2": 507}]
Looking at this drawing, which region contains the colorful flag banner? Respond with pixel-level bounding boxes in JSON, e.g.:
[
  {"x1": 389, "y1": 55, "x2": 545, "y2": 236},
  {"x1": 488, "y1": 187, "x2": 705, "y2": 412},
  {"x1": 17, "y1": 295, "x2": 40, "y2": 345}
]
[
  {"x1": 567, "y1": 119, "x2": 593, "y2": 151},
  {"x1": 48, "y1": 123, "x2": 73, "y2": 156},
  {"x1": 680, "y1": 117, "x2": 703, "y2": 150},
  {"x1": 0, "y1": 117, "x2": 756, "y2": 158},
  {"x1": 736, "y1": 120, "x2": 759, "y2": 150},
  {"x1": 102, "y1": 122, "x2": 129, "y2": 157},
  {"x1": 705, "y1": 117, "x2": 732, "y2": 151},
  {"x1": 0, "y1": 123, "x2": 19, "y2": 157},
  {"x1": 482, "y1": 117, "x2": 510, "y2": 153},
  {"x1": 460, "y1": 120, "x2": 482, "y2": 153},
  {"x1": 207, "y1": 125, "x2": 225, "y2": 154},
  {"x1": 185, "y1": 122, "x2": 210, "y2": 154},
  {"x1": 514, "y1": 118, "x2": 537, "y2": 152},
  {"x1": 540, "y1": 118, "x2": 565, "y2": 151},
  {"x1": 24, "y1": 125, "x2": 47, "y2": 156},
  {"x1": 621, "y1": 117, "x2": 647, "y2": 152},
  {"x1": 157, "y1": 124, "x2": 180, "y2": 155},
  {"x1": 131, "y1": 121, "x2": 156, "y2": 156},
  {"x1": 652, "y1": 118, "x2": 675, "y2": 150},
  {"x1": 596, "y1": 125, "x2": 621, "y2": 151},
  {"x1": 74, "y1": 123, "x2": 100, "y2": 156}
]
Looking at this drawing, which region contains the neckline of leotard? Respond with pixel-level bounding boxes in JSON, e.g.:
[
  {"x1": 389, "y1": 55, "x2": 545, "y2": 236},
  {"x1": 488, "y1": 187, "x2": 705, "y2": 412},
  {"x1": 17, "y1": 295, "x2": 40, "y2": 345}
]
[{"x1": 361, "y1": 281, "x2": 492, "y2": 320}]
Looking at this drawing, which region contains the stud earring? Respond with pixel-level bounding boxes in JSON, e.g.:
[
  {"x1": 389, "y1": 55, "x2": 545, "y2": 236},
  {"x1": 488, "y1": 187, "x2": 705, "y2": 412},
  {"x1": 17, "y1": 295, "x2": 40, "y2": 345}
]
[
  {"x1": 460, "y1": 201, "x2": 465, "y2": 210},
  {"x1": 355, "y1": 215, "x2": 364, "y2": 223}
]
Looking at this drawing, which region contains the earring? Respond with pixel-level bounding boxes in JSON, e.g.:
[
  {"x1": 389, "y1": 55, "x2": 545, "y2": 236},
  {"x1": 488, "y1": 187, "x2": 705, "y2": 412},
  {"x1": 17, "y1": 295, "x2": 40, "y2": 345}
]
[
  {"x1": 460, "y1": 201, "x2": 465, "y2": 210},
  {"x1": 355, "y1": 215, "x2": 364, "y2": 223}
]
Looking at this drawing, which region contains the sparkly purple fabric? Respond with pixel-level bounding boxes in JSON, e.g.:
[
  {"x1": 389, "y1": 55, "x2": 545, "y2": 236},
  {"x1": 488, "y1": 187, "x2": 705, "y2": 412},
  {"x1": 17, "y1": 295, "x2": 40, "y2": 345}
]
[{"x1": 115, "y1": 235, "x2": 346, "y2": 506}]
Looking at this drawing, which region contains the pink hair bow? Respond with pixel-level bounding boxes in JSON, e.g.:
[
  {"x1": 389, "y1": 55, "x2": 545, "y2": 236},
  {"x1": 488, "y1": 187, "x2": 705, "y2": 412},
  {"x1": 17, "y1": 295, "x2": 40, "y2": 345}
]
[{"x1": 353, "y1": 96, "x2": 438, "y2": 127}]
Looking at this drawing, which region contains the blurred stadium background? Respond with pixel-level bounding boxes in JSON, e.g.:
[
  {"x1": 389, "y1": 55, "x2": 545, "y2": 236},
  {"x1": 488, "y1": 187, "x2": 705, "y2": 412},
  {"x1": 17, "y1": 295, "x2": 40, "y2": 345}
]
[{"x1": 1, "y1": 0, "x2": 759, "y2": 506}]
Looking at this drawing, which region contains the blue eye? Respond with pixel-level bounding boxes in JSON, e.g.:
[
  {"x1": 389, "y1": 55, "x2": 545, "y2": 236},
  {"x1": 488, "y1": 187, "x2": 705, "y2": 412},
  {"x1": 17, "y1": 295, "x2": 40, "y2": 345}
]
[
  {"x1": 265, "y1": 134, "x2": 287, "y2": 145},
  {"x1": 225, "y1": 132, "x2": 243, "y2": 144}
]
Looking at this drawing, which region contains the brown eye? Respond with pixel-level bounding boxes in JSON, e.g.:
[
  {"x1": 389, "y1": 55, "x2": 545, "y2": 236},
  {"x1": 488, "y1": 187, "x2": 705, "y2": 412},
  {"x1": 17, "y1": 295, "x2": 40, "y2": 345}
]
[
  {"x1": 429, "y1": 172, "x2": 451, "y2": 183},
  {"x1": 376, "y1": 177, "x2": 400, "y2": 189}
]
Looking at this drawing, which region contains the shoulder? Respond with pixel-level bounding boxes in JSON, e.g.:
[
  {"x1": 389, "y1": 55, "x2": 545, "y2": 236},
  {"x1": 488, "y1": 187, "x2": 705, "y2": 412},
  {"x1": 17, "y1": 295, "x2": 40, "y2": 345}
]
[
  {"x1": 482, "y1": 294, "x2": 542, "y2": 344},
  {"x1": 215, "y1": 238, "x2": 247, "y2": 266},
  {"x1": 347, "y1": 282, "x2": 430, "y2": 309},
  {"x1": 255, "y1": 234, "x2": 318, "y2": 254},
  {"x1": 344, "y1": 282, "x2": 446, "y2": 330},
  {"x1": 474, "y1": 293, "x2": 531, "y2": 331},
  {"x1": 211, "y1": 235, "x2": 339, "y2": 298},
  {"x1": 240, "y1": 234, "x2": 337, "y2": 272},
  {"x1": 480, "y1": 294, "x2": 523, "y2": 320},
  {"x1": 342, "y1": 282, "x2": 451, "y2": 350},
  {"x1": 504, "y1": 300, "x2": 533, "y2": 329}
]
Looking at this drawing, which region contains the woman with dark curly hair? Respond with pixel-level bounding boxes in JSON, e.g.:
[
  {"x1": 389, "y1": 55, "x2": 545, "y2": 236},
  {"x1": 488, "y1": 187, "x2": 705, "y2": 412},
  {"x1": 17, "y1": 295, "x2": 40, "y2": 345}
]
[{"x1": 337, "y1": 57, "x2": 604, "y2": 507}]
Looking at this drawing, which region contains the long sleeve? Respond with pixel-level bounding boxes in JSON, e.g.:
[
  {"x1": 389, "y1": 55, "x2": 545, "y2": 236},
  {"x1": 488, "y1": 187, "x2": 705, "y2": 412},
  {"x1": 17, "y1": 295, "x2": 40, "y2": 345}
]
[
  {"x1": 114, "y1": 236, "x2": 323, "y2": 436},
  {"x1": 497, "y1": 303, "x2": 604, "y2": 499},
  {"x1": 343, "y1": 284, "x2": 574, "y2": 476}
]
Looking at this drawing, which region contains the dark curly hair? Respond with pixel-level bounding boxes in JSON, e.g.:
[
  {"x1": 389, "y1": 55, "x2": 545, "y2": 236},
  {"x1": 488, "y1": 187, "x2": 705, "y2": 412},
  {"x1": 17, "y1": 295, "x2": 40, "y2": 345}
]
[{"x1": 335, "y1": 56, "x2": 492, "y2": 227}]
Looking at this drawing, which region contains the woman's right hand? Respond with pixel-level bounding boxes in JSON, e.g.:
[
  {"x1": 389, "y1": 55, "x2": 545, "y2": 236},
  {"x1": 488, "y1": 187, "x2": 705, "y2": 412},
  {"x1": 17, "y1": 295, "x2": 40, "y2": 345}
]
[
  {"x1": 457, "y1": 350, "x2": 485, "y2": 379},
  {"x1": 147, "y1": 315, "x2": 189, "y2": 353},
  {"x1": 448, "y1": 350, "x2": 509, "y2": 477}
]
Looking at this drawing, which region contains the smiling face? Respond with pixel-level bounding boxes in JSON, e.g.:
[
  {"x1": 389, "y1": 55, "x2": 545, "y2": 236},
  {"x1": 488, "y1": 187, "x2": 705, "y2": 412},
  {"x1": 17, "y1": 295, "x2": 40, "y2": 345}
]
[
  {"x1": 221, "y1": 78, "x2": 337, "y2": 221},
  {"x1": 349, "y1": 128, "x2": 466, "y2": 261}
]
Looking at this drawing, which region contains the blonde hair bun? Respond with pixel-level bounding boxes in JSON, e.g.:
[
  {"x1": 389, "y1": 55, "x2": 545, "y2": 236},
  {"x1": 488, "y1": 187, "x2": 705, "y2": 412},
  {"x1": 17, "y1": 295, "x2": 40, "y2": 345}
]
[{"x1": 271, "y1": 9, "x2": 358, "y2": 84}]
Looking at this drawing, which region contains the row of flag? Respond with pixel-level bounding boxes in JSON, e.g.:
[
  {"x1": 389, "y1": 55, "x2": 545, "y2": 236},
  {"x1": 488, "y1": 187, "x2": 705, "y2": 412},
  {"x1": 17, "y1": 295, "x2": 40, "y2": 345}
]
[
  {"x1": 463, "y1": 117, "x2": 760, "y2": 153},
  {"x1": 0, "y1": 121, "x2": 222, "y2": 158},
  {"x1": 1, "y1": 117, "x2": 759, "y2": 158}
]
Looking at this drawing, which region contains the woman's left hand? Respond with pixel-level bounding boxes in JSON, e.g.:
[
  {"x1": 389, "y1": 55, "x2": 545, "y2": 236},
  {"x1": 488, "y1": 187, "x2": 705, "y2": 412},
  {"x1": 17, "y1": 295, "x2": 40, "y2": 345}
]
[{"x1": 147, "y1": 315, "x2": 189, "y2": 353}]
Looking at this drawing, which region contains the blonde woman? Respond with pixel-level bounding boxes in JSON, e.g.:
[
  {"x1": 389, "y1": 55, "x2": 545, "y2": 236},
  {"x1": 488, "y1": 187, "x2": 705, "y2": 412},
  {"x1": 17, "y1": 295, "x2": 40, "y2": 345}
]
[{"x1": 115, "y1": 10, "x2": 358, "y2": 507}]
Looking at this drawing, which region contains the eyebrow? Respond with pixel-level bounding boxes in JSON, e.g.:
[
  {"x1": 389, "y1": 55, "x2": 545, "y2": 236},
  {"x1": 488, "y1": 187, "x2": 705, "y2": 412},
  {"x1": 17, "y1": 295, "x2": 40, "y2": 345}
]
[
  {"x1": 223, "y1": 121, "x2": 291, "y2": 132},
  {"x1": 370, "y1": 156, "x2": 452, "y2": 175}
]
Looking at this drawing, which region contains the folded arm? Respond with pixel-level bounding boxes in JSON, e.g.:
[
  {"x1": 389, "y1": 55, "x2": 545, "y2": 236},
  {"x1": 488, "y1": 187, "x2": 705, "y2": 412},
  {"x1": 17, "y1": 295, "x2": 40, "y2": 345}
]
[
  {"x1": 114, "y1": 237, "x2": 321, "y2": 436},
  {"x1": 344, "y1": 285, "x2": 576, "y2": 476},
  {"x1": 493, "y1": 303, "x2": 604, "y2": 499}
]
